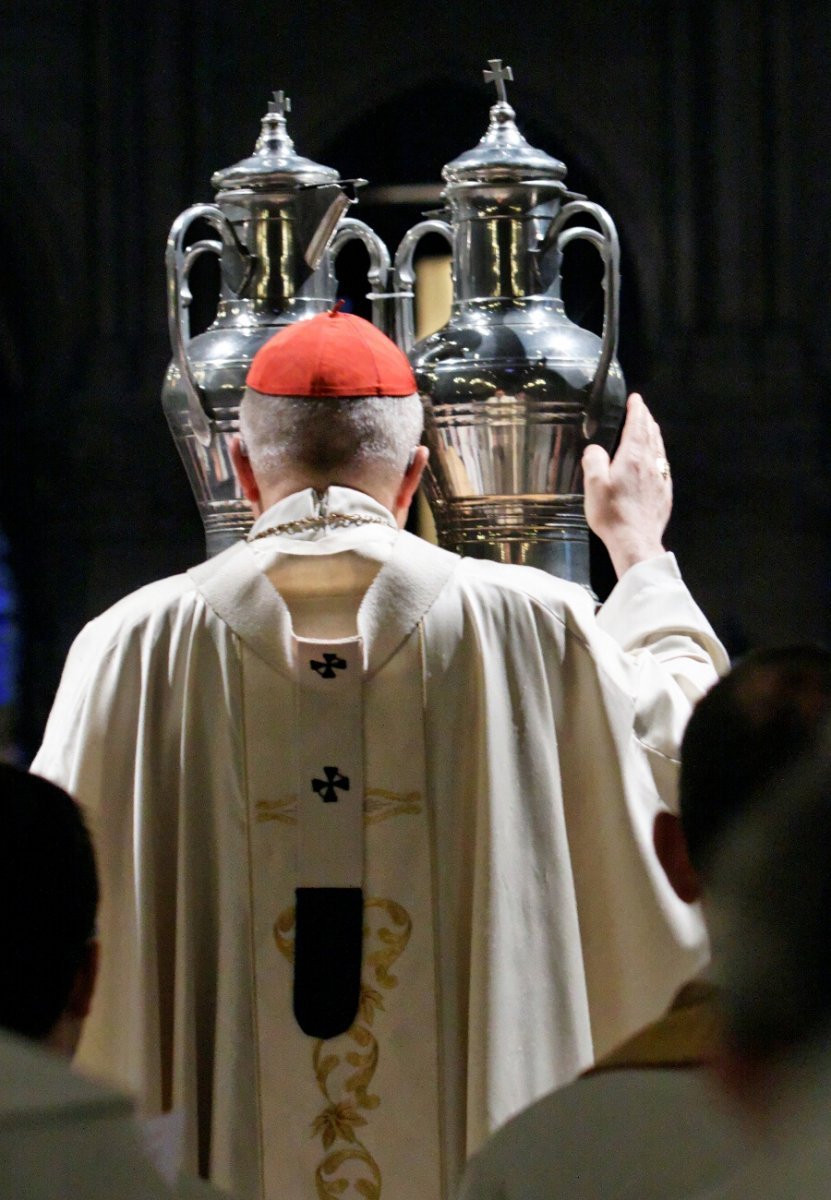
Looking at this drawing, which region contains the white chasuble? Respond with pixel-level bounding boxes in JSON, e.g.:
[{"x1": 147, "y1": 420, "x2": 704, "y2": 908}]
[
  {"x1": 32, "y1": 485, "x2": 729, "y2": 1200},
  {"x1": 243, "y1": 617, "x2": 442, "y2": 1199}
]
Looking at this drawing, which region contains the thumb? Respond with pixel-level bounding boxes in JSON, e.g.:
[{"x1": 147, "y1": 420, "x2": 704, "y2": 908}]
[{"x1": 582, "y1": 443, "x2": 610, "y2": 486}]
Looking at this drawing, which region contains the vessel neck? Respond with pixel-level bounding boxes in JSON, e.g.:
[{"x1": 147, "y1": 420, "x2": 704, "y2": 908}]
[
  {"x1": 453, "y1": 212, "x2": 561, "y2": 302},
  {"x1": 217, "y1": 192, "x2": 340, "y2": 306},
  {"x1": 219, "y1": 225, "x2": 337, "y2": 307}
]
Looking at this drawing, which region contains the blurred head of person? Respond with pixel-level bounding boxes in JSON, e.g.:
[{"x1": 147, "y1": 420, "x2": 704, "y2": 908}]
[
  {"x1": 671, "y1": 646, "x2": 831, "y2": 1116},
  {"x1": 0, "y1": 764, "x2": 99, "y2": 1056},
  {"x1": 653, "y1": 645, "x2": 831, "y2": 908}
]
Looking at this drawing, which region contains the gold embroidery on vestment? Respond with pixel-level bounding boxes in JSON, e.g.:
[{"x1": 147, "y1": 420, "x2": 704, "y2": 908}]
[
  {"x1": 255, "y1": 796, "x2": 297, "y2": 824},
  {"x1": 256, "y1": 791, "x2": 422, "y2": 825},
  {"x1": 273, "y1": 907, "x2": 297, "y2": 961},
  {"x1": 364, "y1": 790, "x2": 423, "y2": 824},
  {"x1": 273, "y1": 898, "x2": 412, "y2": 1197},
  {"x1": 315, "y1": 1145, "x2": 382, "y2": 1200}
]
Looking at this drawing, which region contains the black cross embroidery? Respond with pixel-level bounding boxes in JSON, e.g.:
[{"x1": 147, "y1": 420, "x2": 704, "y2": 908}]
[
  {"x1": 312, "y1": 766, "x2": 350, "y2": 803},
  {"x1": 310, "y1": 653, "x2": 347, "y2": 679}
]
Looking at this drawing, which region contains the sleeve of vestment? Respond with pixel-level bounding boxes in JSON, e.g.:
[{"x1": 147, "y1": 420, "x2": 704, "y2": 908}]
[
  {"x1": 541, "y1": 551, "x2": 727, "y2": 1059},
  {"x1": 597, "y1": 551, "x2": 728, "y2": 699},
  {"x1": 594, "y1": 550, "x2": 730, "y2": 806}
]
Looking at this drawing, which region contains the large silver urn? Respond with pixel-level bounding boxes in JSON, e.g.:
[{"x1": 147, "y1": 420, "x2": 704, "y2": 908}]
[
  {"x1": 162, "y1": 92, "x2": 390, "y2": 555},
  {"x1": 394, "y1": 61, "x2": 626, "y2": 586}
]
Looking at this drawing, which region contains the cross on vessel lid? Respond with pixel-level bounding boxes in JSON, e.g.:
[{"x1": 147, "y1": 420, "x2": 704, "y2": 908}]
[
  {"x1": 443, "y1": 59, "x2": 567, "y2": 185},
  {"x1": 211, "y1": 90, "x2": 341, "y2": 192}
]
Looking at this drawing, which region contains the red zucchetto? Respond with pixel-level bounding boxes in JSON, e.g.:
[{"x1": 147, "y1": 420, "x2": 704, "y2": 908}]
[{"x1": 246, "y1": 304, "x2": 417, "y2": 398}]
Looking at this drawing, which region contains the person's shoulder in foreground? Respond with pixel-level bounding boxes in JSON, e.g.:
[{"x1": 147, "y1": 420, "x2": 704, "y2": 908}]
[
  {"x1": 458, "y1": 1067, "x2": 742, "y2": 1200},
  {"x1": 0, "y1": 1020, "x2": 172, "y2": 1199},
  {"x1": 0, "y1": 1027, "x2": 232, "y2": 1199}
]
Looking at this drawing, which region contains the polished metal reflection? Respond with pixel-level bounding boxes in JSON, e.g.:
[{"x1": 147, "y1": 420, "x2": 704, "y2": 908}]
[
  {"x1": 394, "y1": 60, "x2": 626, "y2": 588},
  {"x1": 162, "y1": 91, "x2": 390, "y2": 555}
]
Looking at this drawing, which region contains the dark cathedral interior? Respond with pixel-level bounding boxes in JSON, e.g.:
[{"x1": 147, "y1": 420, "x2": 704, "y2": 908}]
[
  {"x1": 5, "y1": 4, "x2": 831, "y2": 1198},
  {"x1": 2, "y1": 0, "x2": 829, "y2": 758}
]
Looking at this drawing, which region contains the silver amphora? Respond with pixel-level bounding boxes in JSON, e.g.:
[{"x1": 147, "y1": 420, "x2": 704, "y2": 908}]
[
  {"x1": 393, "y1": 61, "x2": 626, "y2": 587},
  {"x1": 162, "y1": 92, "x2": 390, "y2": 555}
]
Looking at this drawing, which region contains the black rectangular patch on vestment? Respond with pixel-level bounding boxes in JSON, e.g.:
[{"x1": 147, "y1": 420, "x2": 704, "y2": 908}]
[{"x1": 293, "y1": 886, "x2": 363, "y2": 1039}]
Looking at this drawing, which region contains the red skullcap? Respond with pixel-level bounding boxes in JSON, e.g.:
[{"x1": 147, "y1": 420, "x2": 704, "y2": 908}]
[{"x1": 246, "y1": 305, "x2": 417, "y2": 398}]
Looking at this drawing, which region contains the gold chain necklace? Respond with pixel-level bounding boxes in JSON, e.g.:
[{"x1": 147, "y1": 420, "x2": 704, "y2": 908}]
[{"x1": 246, "y1": 512, "x2": 394, "y2": 542}]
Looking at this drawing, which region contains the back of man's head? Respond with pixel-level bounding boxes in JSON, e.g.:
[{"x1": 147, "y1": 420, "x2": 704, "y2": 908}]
[
  {"x1": 0, "y1": 766, "x2": 98, "y2": 1047},
  {"x1": 679, "y1": 645, "x2": 831, "y2": 878},
  {"x1": 240, "y1": 391, "x2": 424, "y2": 493},
  {"x1": 241, "y1": 308, "x2": 424, "y2": 494}
]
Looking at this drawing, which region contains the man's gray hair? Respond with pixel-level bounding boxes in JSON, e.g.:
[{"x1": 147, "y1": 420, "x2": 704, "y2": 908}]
[{"x1": 239, "y1": 389, "x2": 424, "y2": 486}]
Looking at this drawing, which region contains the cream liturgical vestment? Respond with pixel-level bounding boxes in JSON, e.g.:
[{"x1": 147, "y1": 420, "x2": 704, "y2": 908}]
[{"x1": 32, "y1": 486, "x2": 728, "y2": 1200}]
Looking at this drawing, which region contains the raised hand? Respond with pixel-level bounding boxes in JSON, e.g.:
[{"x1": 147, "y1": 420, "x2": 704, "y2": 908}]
[{"x1": 582, "y1": 393, "x2": 672, "y2": 578}]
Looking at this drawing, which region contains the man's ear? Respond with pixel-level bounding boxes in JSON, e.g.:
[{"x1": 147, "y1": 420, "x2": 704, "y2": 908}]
[
  {"x1": 230, "y1": 435, "x2": 262, "y2": 511},
  {"x1": 710, "y1": 1042, "x2": 774, "y2": 1126},
  {"x1": 67, "y1": 940, "x2": 99, "y2": 1021},
  {"x1": 393, "y1": 446, "x2": 429, "y2": 529},
  {"x1": 653, "y1": 810, "x2": 701, "y2": 904}
]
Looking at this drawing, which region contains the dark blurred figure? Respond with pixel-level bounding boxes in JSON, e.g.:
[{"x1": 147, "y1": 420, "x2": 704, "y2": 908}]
[
  {"x1": 0, "y1": 763, "x2": 173, "y2": 1198},
  {"x1": 701, "y1": 705, "x2": 831, "y2": 1197},
  {"x1": 458, "y1": 646, "x2": 831, "y2": 1200},
  {"x1": 677, "y1": 644, "x2": 831, "y2": 886},
  {"x1": 0, "y1": 764, "x2": 99, "y2": 1054}
]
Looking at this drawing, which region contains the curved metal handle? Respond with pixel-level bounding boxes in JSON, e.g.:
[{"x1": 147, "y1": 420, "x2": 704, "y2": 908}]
[
  {"x1": 165, "y1": 203, "x2": 248, "y2": 447},
  {"x1": 392, "y1": 220, "x2": 454, "y2": 352},
  {"x1": 542, "y1": 201, "x2": 620, "y2": 425},
  {"x1": 329, "y1": 218, "x2": 393, "y2": 334}
]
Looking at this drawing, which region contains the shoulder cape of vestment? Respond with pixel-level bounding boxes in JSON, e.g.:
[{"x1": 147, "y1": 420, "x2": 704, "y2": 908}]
[{"x1": 187, "y1": 529, "x2": 461, "y2": 678}]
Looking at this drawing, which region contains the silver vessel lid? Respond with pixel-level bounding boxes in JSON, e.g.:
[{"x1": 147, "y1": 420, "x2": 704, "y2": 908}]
[
  {"x1": 443, "y1": 60, "x2": 567, "y2": 184},
  {"x1": 211, "y1": 91, "x2": 340, "y2": 191}
]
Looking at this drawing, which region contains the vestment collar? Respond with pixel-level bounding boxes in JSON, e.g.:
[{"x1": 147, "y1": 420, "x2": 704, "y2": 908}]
[
  {"x1": 248, "y1": 486, "x2": 397, "y2": 545},
  {"x1": 187, "y1": 520, "x2": 458, "y2": 679}
]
